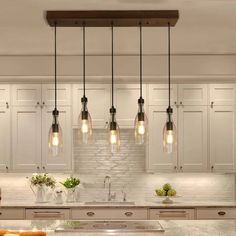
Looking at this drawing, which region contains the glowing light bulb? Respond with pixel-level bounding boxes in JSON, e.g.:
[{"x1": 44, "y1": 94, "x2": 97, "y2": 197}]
[
  {"x1": 137, "y1": 121, "x2": 145, "y2": 135},
  {"x1": 110, "y1": 130, "x2": 117, "y2": 144},
  {"x1": 166, "y1": 130, "x2": 174, "y2": 144},
  {"x1": 81, "y1": 119, "x2": 89, "y2": 133},
  {"x1": 52, "y1": 132, "x2": 59, "y2": 146}
]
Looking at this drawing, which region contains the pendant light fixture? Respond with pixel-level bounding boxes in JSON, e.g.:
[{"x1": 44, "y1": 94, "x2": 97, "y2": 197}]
[
  {"x1": 108, "y1": 22, "x2": 120, "y2": 153},
  {"x1": 163, "y1": 22, "x2": 177, "y2": 154},
  {"x1": 78, "y1": 23, "x2": 92, "y2": 144},
  {"x1": 48, "y1": 22, "x2": 63, "y2": 157},
  {"x1": 134, "y1": 23, "x2": 148, "y2": 144}
]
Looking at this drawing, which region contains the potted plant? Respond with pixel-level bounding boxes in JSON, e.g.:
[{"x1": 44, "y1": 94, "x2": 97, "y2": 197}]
[
  {"x1": 30, "y1": 173, "x2": 56, "y2": 203},
  {"x1": 61, "y1": 177, "x2": 80, "y2": 202}
]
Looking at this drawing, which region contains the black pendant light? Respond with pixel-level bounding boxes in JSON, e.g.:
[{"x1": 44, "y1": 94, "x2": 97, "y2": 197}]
[
  {"x1": 163, "y1": 22, "x2": 177, "y2": 154},
  {"x1": 48, "y1": 22, "x2": 63, "y2": 157},
  {"x1": 78, "y1": 23, "x2": 92, "y2": 144},
  {"x1": 134, "y1": 23, "x2": 148, "y2": 144},
  {"x1": 108, "y1": 22, "x2": 120, "y2": 153}
]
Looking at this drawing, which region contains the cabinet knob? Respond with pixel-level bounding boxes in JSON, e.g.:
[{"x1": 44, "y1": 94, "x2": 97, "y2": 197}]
[
  {"x1": 0, "y1": 212, "x2": 2, "y2": 215},
  {"x1": 5, "y1": 166, "x2": 8, "y2": 171},
  {"x1": 37, "y1": 166, "x2": 40, "y2": 170},
  {"x1": 180, "y1": 166, "x2": 183, "y2": 171},
  {"x1": 211, "y1": 101, "x2": 214, "y2": 108},
  {"x1": 174, "y1": 166, "x2": 178, "y2": 171},
  {"x1": 125, "y1": 212, "x2": 133, "y2": 217},
  {"x1": 211, "y1": 166, "x2": 214, "y2": 171},
  {"x1": 6, "y1": 102, "x2": 9, "y2": 109},
  {"x1": 42, "y1": 166, "x2": 45, "y2": 170},
  {"x1": 218, "y1": 211, "x2": 226, "y2": 216},
  {"x1": 87, "y1": 212, "x2": 95, "y2": 217},
  {"x1": 180, "y1": 101, "x2": 183, "y2": 105}
]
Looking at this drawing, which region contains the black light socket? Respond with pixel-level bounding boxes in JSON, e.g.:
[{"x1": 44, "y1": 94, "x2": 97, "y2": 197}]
[
  {"x1": 166, "y1": 106, "x2": 173, "y2": 114},
  {"x1": 81, "y1": 110, "x2": 88, "y2": 120},
  {"x1": 138, "y1": 112, "x2": 145, "y2": 121},
  {"x1": 110, "y1": 106, "x2": 116, "y2": 114},
  {"x1": 52, "y1": 108, "x2": 59, "y2": 116},
  {"x1": 110, "y1": 121, "x2": 117, "y2": 130},
  {"x1": 166, "y1": 121, "x2": 173, "y2": 131},
  {"x1": 81, "y1": 96, "x2": 88, "y2": 103},
  {"x1": 52, "y1": 123, "x2": 59, "y2": 132},
  {"x1": 138, "y1": 97, "x2": 144, "y2": 104}
]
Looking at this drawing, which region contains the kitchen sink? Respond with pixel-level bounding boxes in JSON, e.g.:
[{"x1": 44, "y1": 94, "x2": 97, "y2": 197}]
[{"x1": 84, "y1": 201, "x2": 135, "y2": 205}]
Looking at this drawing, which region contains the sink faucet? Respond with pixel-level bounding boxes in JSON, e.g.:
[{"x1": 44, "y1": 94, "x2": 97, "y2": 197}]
[{"x1": 104, "y1": 176, "x2": 112, "y2": 201}]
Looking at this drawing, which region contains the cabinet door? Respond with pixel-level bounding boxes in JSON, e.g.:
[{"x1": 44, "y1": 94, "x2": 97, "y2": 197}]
[
  {"x1": 147, "y1": 106, "x2": 177, "y2": 172},
  {"x1": 0, "y1": 85, "x2": 10, "y2": 107},
  {"x1": 148, "y1": 84, "x2": 177, "y2": 106},
  {"x1": 12, "y1": 106, "x2": 41, "y2": 171},
  {"x1": 210, "y1": 105, "x2": 236, "y2": 171},
  {"x1": 72, "y1": 84, "x2": 110, "y2": 128},
  {"x1": 178, "y1": 106, "x2": 208, "y2": 172},
  {"x1": 12, "y1": 84, "x2": 41, "y2": 106},
  {"x1": 0, "y1": 107, "x2": 10, "y2": 171},
  {"x1": 42, "y1": 106, "x2": 72, "y2": 171},
  {"x1": 210, "y1": 84, "x2": 236, "y2": 106},
  {"x1": 178, "y1": 84, "x2": 208, "y2": 106},
  {"x1": 115, "y1": 84, "x2": 147, "y2": 128},
  {"x1": 42, "y1": 84, "x2": 71, "y2": 106}
]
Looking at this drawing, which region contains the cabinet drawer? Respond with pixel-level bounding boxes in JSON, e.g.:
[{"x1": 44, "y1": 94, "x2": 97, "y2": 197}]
[
  {"x1": 0, "y1": 208, "x2": 25, "y2": 219},
  {"x1": 149, "y1": 209, "x2": 195, "y2": 220},
  {"x1": 71, "y1": 208, "x2": 148, "y2": 220},
  {"x1": 197, "y1": 208, "x2": 236, "y2": 219},
  {"x1": 25, "y1": 209, "x2": 70, "y2": 220}
]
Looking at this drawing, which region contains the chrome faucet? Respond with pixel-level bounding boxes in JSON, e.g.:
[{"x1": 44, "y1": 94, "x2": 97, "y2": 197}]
[{"x1": 104, "y1": 176, "x2": 112, "y2": 201}]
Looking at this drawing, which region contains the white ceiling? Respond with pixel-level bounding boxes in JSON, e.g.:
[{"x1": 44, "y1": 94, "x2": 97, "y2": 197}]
[{"x1": 1, "y1": 0, "x2": 236, "y2": 55}]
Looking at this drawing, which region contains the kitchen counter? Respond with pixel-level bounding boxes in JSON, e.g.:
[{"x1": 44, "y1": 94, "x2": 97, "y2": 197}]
[
  {"x1": 0, "y1": 220, "x2": 235, "y2": 235},
  {"x1": 1, "y1": 200, "x2": 236, "y2": 208}
]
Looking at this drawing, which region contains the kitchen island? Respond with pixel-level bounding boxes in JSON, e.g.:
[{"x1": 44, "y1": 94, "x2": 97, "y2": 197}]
[{"x1": 0, "y1": 220, "x2": 235, "y2": 235}]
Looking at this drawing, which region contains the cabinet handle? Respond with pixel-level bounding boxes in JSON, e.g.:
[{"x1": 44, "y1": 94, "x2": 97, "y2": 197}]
[
  {"x1": 180, "y1": 166, "x2": 183, "y2": 171},
  {"x1": 125, "y1": 212, "x2": 133, "y2": 217},
  {"x1": 87, "y1": 212, "x2": 95, "y2": 217},
  {"x1": 211, "y1": 166, "x2": 214, "y2": 171},
  {"x1": 32, "y1": 212, "x2": 63, "y2": 218},
  {"x1": 218, "y1": 211, "x2": 226, "y2": 216},
  {"x1": 211, "y1": 101, "x2": 214, "y2": 108},
  {"x1": 174, "y1": 166, "x2": 178, "y2": 172},
  {"x1": 0, "y1": 212, "x2": 2, "y2": 215},
  {"x1": 6, "y1": 166, "x2": 8, "y2": 171},
  {"x1": 41, "y1": 102, "x2": 45, "y2": 108},
  {"x1": 42, "y1": 166, "x2": 45, "y2": 170},
  {"x1": 6, "y1": 102, "x2": 9, "y2": 109},
  {"x1": 37, "y1": 166, "x2": 40, "y2": 171},
  {"x1": 180, "y1": 101, "x2": 183, "y2": 106}
]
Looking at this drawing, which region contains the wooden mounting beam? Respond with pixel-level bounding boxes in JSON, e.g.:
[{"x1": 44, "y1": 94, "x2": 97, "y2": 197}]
[{"x1": 46, "y1": 10, "x2": 179, "y2": 27}]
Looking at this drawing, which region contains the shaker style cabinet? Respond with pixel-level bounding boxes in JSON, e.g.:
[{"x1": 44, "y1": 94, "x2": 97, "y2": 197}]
[
  {"x1": 0, "y1": 85, "x2": 11, "y2": 171},
  {"x1": 11, "y1": 84, "x2": 72, "y2": 172},
  {"x1": 72, "y1": 84, "x2": 110, "y2": 128}
]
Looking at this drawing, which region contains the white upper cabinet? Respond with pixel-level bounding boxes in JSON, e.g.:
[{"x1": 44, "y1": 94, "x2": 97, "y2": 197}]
[
  {"x1": 12, "y1": 106, "x2": 41, "y2": 171},
  {"x1": 148, "y1": 84, "x2": 177, "y2": 106},
  {"x1": 12, "y1": 84, "x2": 41, "y2": 106},
  {"x1": 0, "y1": 107, "x2": 10, "y2": 171},
  {"x1": 115, "y1": 84, "x2": 147, "y2": 128},
  {"x1": 178, "y1": 84, "x2": 208, "y2": 106},
  {"x1": 147, "y1": 106, "x2": 178, "y2": 172},
  {"x1": 178, "y1": 106, "x2": 208, "y2": 172},
  {"x1": 42, "y1": 84, "x2": 71, "y2": 106},
  {"x1": 0, "y1": 85, "x2": 10, "y2": 107},
  {"x1": 210, "y1": 84, "x2": 236, "y2": 106},
  {"x1": 210, "y1": 105, "x2": 236, "y2": 171},
  {"x1": 72, "y1": 84, "x2": 110, "y2": 128},
  {"x1": 42, "y1": 106, "x2": 72, "y2": 172}
]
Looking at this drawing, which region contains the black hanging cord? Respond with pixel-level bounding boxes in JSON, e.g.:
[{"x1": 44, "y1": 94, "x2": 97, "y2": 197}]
[
  {"x1": 111, "y1": 22, "x2": 114, "y2": 108},
  {"x1": 83, "y1": 22, "x2": 86, "y2": 98},
  {"x1": 139, "y1": 22, "x2": 143, "y2": 99},
  {"x1": 54, "y1": 22, "x2": 57, "y2": 110},
  {"x1": 168, "y1": 22, "x2": 171, "y2": 108}
]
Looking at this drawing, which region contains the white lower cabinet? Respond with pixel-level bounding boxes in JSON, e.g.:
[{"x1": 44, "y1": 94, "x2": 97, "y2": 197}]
[
  {"x1": 25, "y1": 208, "x2": 70, "y2": 220},
  {"x1": 71, "y1": 208, "x2": 148, "y2": 220},
  {"x1": 149, "y1": 209, "x2": 195, "y2": 220},
  {"x1": 196, "y1": 208, "x2": 236, "y2": 219},
  {"x1": 0, "y1": 208, "x2": 25, "y2": 220}
]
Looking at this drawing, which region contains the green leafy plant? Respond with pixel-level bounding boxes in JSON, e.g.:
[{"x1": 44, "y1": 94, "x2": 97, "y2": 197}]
[
  {"x1": 30, "y1": 173, "x2": 56, "y2": 189},
  {"x1": 61, "y1": 177, "x2": 80, "y2": 189}
]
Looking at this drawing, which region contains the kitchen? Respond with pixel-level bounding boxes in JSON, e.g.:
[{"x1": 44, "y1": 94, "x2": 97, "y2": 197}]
[{"x1": 0, "y1": 0, "x2": 236, "y2": 235}]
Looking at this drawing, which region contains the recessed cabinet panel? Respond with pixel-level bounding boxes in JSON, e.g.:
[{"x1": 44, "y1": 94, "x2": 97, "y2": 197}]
[
  {"x1": 210, "y1": 84, "x2": 236, "y2": 106},
  {"x1": 178, "y1": 106, "x2": 208, "y2": 171},
  {"x1": 0, "y1": 85, "x2": 10, "y2": 107},
  {"x1": 115, "y1": 84, "x2": 146, "y2": 127},
  {"x1": 42, "y1": 84, "x2": 71, "y2": 106},
  {"x1": 0, "y1": 108, "x2": 10, "y2": 171},
  {"x1": 210, "y1": 106, "x2": 236, "y2": 171},
  {"x1": 72, "y1": 84, "x2": 110, "y2": 128},
  {"x1": 12, "y1": 107, "x2": 41, "y2": 171},
  {"x1": 42, "y1": 106, "x2": 72, "y2": 171},
  {"x1": 147, "y1": 106, "x2": 177, "y2": 172},
  {"x1": 12, "y1": 84, "x2": 41, "y2": 106},
  {"x1": 149, "y1": 209, "x2": 195, "y2": 220},
  {"x1": 148, "y1": 84, "x2": 177, "y2": 106},
  {"x1": 178, "y1": 84, "x2": 207, "y2": 105}
]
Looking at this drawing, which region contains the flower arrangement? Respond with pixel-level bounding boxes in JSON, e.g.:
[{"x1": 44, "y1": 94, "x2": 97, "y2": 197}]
[
  {"x1": 61, "y1": 177, "x2": 80, "y2": 189},
  {"x1": 30, "y1": 173, "x2": 56, "y2": 189}
]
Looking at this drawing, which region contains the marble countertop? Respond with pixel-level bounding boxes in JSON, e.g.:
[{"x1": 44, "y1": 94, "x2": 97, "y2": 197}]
[
  {"x1": 0, "y1": 220, "x2": 235, "y2": 235},
  {"x1": 1, "y1": 200, "x2": 236, "y2": 208}
]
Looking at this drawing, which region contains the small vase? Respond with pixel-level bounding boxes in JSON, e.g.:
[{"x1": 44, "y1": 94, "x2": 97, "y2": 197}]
[
  {"x1": 35, "y1": 186, "x2": 45, "y2": 203},
  {"x1": 66, "y1": 188, "x2": 76, "y2": 203}
]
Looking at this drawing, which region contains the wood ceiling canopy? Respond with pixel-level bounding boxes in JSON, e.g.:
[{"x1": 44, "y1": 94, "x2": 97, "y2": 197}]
[{"x1": 46, "y1": 10, "x2": 179, "y2": 27}]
